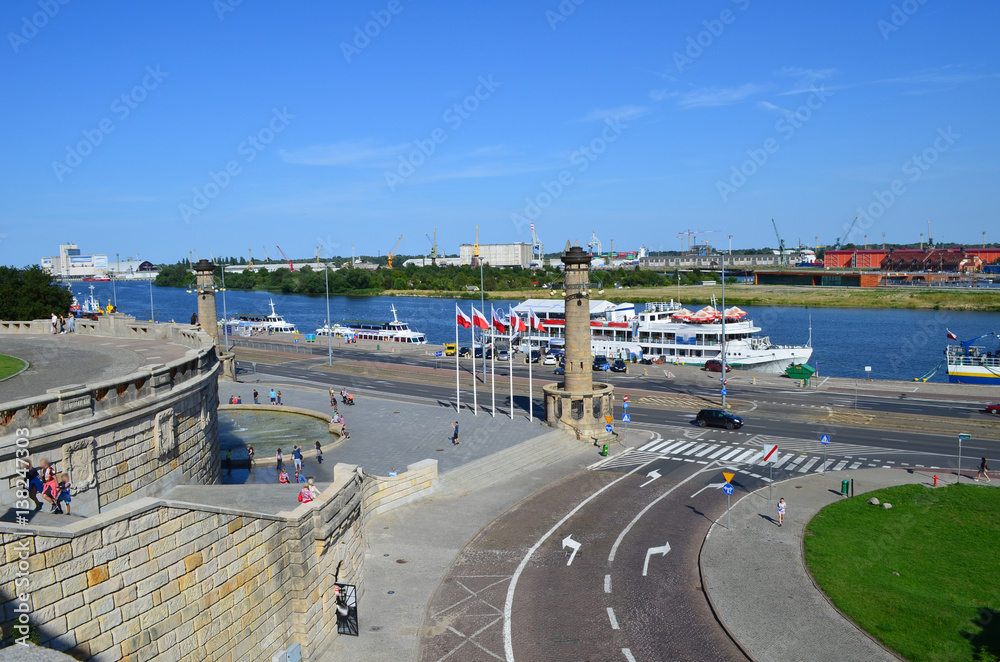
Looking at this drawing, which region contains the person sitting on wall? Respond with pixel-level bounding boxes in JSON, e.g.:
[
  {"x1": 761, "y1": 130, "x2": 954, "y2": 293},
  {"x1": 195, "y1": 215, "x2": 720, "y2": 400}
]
[{"x1": 278, "y1": 469, "x2": 290, "y2": 483}]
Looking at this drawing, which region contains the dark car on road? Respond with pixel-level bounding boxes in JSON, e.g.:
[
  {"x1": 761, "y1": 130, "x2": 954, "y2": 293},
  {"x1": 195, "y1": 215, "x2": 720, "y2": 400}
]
[
  {"x1": 695, "y1": 409, "x2": 743, "y2": 430},
  {"x1": 593, "y1": 356, "x2": 610, "y2": 371},
  {"x1": 553, "y1": 366, "x2": 565, "y2": 375},
  {"x1": 705, "y1": 359, "x2": 732, "y2": 373},
  {"x1": 611, "y1": 359, "x2": 628, "y2": 373},
  {"x1": 459, "y1": 347, "x2": 471, "y2": 357}
]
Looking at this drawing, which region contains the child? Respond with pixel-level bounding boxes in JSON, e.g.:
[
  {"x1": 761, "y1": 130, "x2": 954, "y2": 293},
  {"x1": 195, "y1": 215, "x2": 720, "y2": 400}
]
[
  {"x1": 777, "y1": 498, "x2": 786, "y2": 527},
  {"x1": 56, "y1": 474, "x2": 71, "y2": 515}
]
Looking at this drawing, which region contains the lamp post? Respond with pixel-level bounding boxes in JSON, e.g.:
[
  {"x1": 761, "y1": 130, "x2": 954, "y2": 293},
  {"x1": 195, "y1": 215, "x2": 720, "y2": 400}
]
[
  {"x1": 149, "y1": 276, "x2": 154, "y2": 323},
  {"x1": 324, "y1": 252, "x2": 332, "y2": 366},
  {"x1": 112, "y1": 252, "x2": 118, "y2": 309},
  {"x1": 219, "y1": 262, "x2": 229, "y2": 353},
  {"x1": 721, "y1": 244, "x2": 727, "y2": 408}
]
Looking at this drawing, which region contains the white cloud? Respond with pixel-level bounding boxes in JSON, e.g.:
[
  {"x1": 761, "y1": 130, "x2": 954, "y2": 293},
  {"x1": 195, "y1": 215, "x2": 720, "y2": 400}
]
[
  {"x1": 676, "y1": 84, "x2": 767, "y2": 109},
  {"x1": 583, "y1": 105, "x2": 649, "y2": 122},
  {"x1": 279, "y1": 140, "x2": 411, "y2": 167}
]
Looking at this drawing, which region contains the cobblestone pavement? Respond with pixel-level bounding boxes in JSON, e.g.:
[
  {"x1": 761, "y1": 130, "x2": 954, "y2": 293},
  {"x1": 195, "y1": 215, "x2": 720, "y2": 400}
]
[{"x1": 0, "y1": 334, "x2": 190, "y2": 401}]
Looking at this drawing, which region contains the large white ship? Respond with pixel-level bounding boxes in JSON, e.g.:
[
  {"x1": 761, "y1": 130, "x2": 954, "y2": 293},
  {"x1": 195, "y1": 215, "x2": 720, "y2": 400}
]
[
  {"x1": 222, "y1": 300, "x2": 298, "y2": 335},
  {"x1": 511, "y1": 298, "x2": 812, "y2": 373},
  {"x1": 317, "y1": 305, "x2": 426, "y2": 344}
]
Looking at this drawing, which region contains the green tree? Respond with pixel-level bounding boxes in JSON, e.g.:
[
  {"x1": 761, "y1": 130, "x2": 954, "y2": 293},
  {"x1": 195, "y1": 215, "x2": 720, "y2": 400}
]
[{"x1": 0, "y1": 266, "x2": 73, "y2": 320}]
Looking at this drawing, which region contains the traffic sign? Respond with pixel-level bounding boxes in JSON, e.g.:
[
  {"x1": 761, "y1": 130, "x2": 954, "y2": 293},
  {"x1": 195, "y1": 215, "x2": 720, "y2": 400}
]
[
  {"x1": 605, "y1": 416, "x2": 613, "y2": 424},
  {"x1": 605, "y1": 424, "x2": 613, "y2": 433},
  {"x1": 720, "y1": 389, "x2": 727, "y2": 396},
  {"x1": 958, "y1": 433, "x2": 971, "y2": 440},
  {"x1": 623, "y1": 401, "x2": 629, "y2": 409},
  {"x1": 622, "y1": 413, "x2": 631, "y2": 423},
  {"x1": 623, "y1": 395, "x2": 628, "y2": 402},
  {"x1": 722, "y1": 472, "x2": 735, "y2": 484},
  {"x1": 763, "y1": 445, "x2": 778, "y2": 463},
  {"x1": 722, "y1": 483, "x2": 734, "y2": 495},
  {"x1": 820, "y1": 434, "x2": 830, "y2": 445},
  {"x1": 435, "y1": 351, "x2": 443, "y2": 357}
]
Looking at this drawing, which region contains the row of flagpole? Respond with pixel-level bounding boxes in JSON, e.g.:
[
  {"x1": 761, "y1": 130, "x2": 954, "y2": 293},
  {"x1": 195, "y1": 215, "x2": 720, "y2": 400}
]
[{"x1": 455, "y1": 303, "x2": 542, "y2": 420}]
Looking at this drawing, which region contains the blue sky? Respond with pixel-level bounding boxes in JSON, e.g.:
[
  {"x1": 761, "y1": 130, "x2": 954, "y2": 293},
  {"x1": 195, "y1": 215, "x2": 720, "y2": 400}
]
[{"x1": 1, "y1": 0, "x2": 997, "y2": 264}]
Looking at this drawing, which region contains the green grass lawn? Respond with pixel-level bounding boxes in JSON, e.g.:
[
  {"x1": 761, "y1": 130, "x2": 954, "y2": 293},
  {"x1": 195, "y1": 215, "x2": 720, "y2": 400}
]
[
  {"x1": 805, "y1": 483, "x2": 1000, "y2": 662},
  {"x1": 0, "y1": 354, "x2": 25, "y2": 380}
]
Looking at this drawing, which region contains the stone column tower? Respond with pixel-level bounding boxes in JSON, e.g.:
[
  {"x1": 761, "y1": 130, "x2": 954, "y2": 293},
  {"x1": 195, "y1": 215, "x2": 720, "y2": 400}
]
[
  {"x1": 543, "y1": 245, "x2": 614, "y2": 439},
  {"x1": 193, "y1": 259, "x2": 219, "y2": 344}
]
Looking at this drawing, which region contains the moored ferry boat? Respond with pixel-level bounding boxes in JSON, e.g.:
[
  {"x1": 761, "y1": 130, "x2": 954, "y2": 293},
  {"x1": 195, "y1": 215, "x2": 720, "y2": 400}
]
[
  {"x1": 946, "y1": 332, "x2": 1000, "y2": 384},
  {"x1": 329, "y1": 305, "x2": 426, "y2": 344},
  {"x1": 223, "y1": 300, "x2": 297, "y2": 334},
  {"x1": 511, "y1": 298, "x2": 812, "y2": 373}
]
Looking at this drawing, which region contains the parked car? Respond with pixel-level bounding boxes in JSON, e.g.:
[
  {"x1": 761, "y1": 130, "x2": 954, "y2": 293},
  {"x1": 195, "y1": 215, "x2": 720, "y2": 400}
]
[
  {"x1": 553, "y1": 366, "x2": 565, "y2": 375},
  {"x1": 695, "y1": 409, "x2": 743, "y2": 430},
  {"x1": 986, "y1": 403, "x2": 1000, "y2": 415},
  {"x1": 611, "y1": 359, "x2": 628, "y2": 373},
  {"x1": 474, "y1": 347, "x2": 483, "y2": 358},
  {"x1": 542, "y1": 354, "x2": 557, "y2": 366},
  {"x1": 527, "y1": 350, "x2": 541, "y2": 363},
  {"x1": 497, "y1": 349, "x2": 510, "y2": 362},
  {"x1": 444, "y1": 343, "x2": 456, "y2": 356},
  {"x1": 593, "y1": 356, "x2": 610, "y2": 371},
  {"x1": 458, "y1": 347, "x2": 471, "y2": 358},
  {"x1": 705, "y1": 359, "x2": 732, "y2": 373}
]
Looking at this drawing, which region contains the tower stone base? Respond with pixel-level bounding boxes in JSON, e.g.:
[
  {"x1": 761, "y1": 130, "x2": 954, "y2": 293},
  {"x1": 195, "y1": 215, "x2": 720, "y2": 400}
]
[{"x1": 543, "y1": 381, "x2": 615, "y2": 440}]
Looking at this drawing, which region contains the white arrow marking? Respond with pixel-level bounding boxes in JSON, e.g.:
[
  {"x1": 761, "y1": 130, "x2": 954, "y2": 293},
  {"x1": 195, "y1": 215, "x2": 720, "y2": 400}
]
[
  {"x1": 690, "y1": 482, "x2": 726, "y2": 498},
  {"x1": 562, "y1": 535, "x2": 581, "y2": 566},
  {"x1": 642, "y1": 542, "x2": 671, "y2": 576},
  {"x1": 640, "y1": 470, "x2": 661, "y2": 487}
]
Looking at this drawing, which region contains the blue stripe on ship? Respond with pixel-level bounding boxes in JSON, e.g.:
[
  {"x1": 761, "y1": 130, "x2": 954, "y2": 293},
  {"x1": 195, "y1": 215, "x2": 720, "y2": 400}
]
[{"x1": 948, "y1": 375, "x2": 1000, "y2": 384}]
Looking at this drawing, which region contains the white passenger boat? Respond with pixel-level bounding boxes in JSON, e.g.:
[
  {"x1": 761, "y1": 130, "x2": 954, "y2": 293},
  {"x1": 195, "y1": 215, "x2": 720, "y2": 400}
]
[
  {"x1": 510, "y1": 298, "x2": 812, "y2": 373},
  {"x1": 321, "y1": 305, "x2": 426, "y2": 344},
  {"x1": 223, "y1": 300, "x2": 297, "y2": 335}
]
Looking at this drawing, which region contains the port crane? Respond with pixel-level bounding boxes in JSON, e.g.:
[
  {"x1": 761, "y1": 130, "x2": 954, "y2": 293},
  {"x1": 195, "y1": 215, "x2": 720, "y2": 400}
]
[
  {"x1": 771, "y1": 218, "x2": 788, "y2": 268},
  {"x1": 587, "y1": 231, "x2": 602, "y2": 256},
  {"x1": 831, "y1": 215, "x2": 860, "y2": 250},
  {"x1": 530, "y1": 223, "x2": 544, "y2": 266},
  {"x1": 425, "y1": 229, "x2": 438, "y2": 266},
  {"x1": 246, "y1": 249, "x2": 254, "y2": 271},
  {"x1": 388, "y1": 234, "x2": 403, "y2": 269},
  {"x1": 275, "y1": 246, "x2": 294, "y2": 271}
]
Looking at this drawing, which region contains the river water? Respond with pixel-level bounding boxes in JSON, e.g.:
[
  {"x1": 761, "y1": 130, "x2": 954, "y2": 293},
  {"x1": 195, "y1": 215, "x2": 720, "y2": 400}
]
[{"x1": 71, "y1": 281, "x2": 998, "y2": 384}]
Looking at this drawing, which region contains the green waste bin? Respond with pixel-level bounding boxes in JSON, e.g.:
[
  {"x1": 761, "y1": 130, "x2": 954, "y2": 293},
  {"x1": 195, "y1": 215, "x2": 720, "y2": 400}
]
[
  {"x1": 841, "y1": 479, "x2": 850, "y2": 496},
  {"x1": 601, "y1": 444, "x2": 609, "y2": 457}
]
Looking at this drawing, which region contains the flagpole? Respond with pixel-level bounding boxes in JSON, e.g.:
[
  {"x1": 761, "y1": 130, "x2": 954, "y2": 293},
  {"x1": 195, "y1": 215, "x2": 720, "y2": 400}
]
[
  {"x1": 455, "y1": 305, "x2": 460, "y2": 413},
  {"x1": 471, "y1": 307, "x2": 478, "y2": 415},
  {"x1": 490, "y1": 306, "x2": 495, "y2": 417},
  {"x1": 508, "y1": 307, "x2": 514, "y2": 420},
  {"x1": 528, "y1": 310, "x2": 533, "y2": 423}
]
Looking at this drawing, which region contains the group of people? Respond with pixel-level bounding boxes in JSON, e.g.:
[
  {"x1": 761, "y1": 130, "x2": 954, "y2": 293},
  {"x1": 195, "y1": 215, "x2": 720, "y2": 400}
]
[
  {"x1": 272, "y1": 443, "x2": 322, "y2": 502},
  {"x1": 24, "y1": 459, "x2": 72, "y2": 514},
  {"x1": 50, "y1": 312, "x2": 76, "y2": 335},
  {"x1": 228, "y1": 395, "x2": 243, "y2": 404}
]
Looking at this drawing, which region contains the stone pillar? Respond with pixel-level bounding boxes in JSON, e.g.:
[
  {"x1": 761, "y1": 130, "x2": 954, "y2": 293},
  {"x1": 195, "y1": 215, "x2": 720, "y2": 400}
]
[
  {"x1": 543, "y1": 245, "x2": 614, "y2": 440},
  {"x1": 193, "y1": 259, "x2": 218, "y2": 345}
]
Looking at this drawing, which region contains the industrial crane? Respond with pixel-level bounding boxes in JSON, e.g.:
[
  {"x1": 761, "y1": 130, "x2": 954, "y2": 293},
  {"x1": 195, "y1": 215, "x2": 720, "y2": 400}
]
[
  {"x1": 471, "y1": 226, "x2": 480, "y2": 267},
  {"x1": 262, "y1": 246, "x2": 270, "y2": 263},
  {"x1": 927, "y1": 219, "x2": 933, "y2": 248},
  {"x1": 587, "y1": 231, "x2": 602, "y2": 257},
  {"x1": 831, "y1": 215, "x2": 860, "y2": 250},
  {"x1": 246, "y1": 249, "x2": 254, "y2": 271},
  {"x1": 425, "y1": 229, "x2": 438, "y2": 266},
  {"x1": 530, "y1": 223, "x2": 544, "y2": 266},
  {"x1": 771, "y1": 218, "x2": 787, "y2": 268},
  {"x1": 388, "y1": 234, "x2": 403, "y2": 269},
  {"x1": 276, "y1": 246, "x2": 295, "y2": 271}
]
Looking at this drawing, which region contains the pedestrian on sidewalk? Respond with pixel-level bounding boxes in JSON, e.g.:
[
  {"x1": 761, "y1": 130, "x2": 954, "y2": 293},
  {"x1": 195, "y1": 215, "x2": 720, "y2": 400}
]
[
  {"x1": 67, "y1": 315, "x2": 75, "y2": 333},
  {"x1": 269, "y1": 388, "x2": 276, "y2": 405},
  {"x1": 292, "y1": 446, "x2": 303, "y2": 472},
  {"x1": 452, "y1": 421, "x2": 460, "y2": 445},
  {"x1": 315, "y1": 440, "x2": 323, "y2": 464},
  {"x1": 247, "y1": 444, "x2": 255, "y2": 467},
  {"x1": 277, "y1": 390, "x2": 283, "y2": 406},
  {"x1": 275, "y1": 448, "x2": 283, "y2": 473},
  {"x1": 253, "y1": 389, "x2": 259, "y2": 404},
  {"x1": 976, "y1": 457, "x2": 991, "y2": 482},
  {"x1": 777, "y1": 498, "x2": 786, "y2": 527},
  {"x1": 224, "y1": 450, "x2": 233, "y2": 476}
]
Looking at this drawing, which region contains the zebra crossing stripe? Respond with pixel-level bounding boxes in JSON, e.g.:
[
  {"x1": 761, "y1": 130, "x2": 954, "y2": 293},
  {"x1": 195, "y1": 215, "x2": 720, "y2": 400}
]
[
  {"x1": 733, "y1": 449, "x2": 757, "y2": 463},
  {"x1": 772, "y1": 454, "x2": 794, "y2": 469},
  {"x1": 671, "y1": 442, "x2": 697, "y2": 455},
  {"x1": 744, "y1": 451, "x2": 765, "y2": 465},
  {"x1": 707, "y1": 446, "x2": 732, "y2": 459},
  {"x1": 719, "y1": 447, "x2": 745, "y2": 462},
  {"x1": 799, "y1": 458, "x2": 821, "y2": 473},
  {"x1": 833, "y1": 461, "x2": 848, "y2": 471},
  {"x1": 694, "y1": 445, "x2": 717, "y2": 457},
  {"x1": 815, "y1": 460, "x2": 833, "y2": 473},
  {"x1": 682, "y1": 444, "x2": 707, "y2": 456},
  {"x1": 785, "y1": 455, "x2": 806, "y2": 470},
  {"x1": 638, "y1": 439, "x2": 663, "y2": 452}
]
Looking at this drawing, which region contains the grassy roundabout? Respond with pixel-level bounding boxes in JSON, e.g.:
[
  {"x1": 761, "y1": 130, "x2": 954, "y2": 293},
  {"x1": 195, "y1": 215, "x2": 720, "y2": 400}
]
[
  {"x1": 0, "y1": 354, "x2": 26, "y2": 381},
  {"x1": 805, "y1": 483, "x2": 1000, "y2": 661}
]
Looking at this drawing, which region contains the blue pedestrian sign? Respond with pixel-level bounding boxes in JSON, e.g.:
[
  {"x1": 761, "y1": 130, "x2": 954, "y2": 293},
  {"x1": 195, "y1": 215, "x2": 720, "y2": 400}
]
[
  {"x1": 820, "y1": 434, "x2": 830, "y2": 445},
  {"x1": 623, "y1": 402, "x2": 629, "y2": 409},
  {"x1": 605, "y1": 424, "x2": 613, "y2": 433},
  {"x1": 622, "y1": 413, "x2": 631, "y2": 423},
  {"x1": 720, "y1": 389, "x2": 727, "y2": 396},
  {"x1": 722, "y1": 483, "x2": 734, "y2": 495},
  {"x1": 435, "y1": 351, "x2": 443, "y2": 357}
]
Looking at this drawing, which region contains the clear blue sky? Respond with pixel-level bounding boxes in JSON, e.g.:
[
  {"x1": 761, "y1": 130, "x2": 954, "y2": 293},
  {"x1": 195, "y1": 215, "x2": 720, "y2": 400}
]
[{"x1": 1, "y1": 0, "x2": 997, "y2": 264}]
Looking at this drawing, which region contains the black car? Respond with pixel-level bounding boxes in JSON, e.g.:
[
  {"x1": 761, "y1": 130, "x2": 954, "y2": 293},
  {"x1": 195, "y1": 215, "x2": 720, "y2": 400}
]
[
  {"x1": 474, "y1": 347, "x2": 483, "y2": 358},
  {"x1": 458, "y1": 347, "x2": 472, "y2": 357},
  {"x1": 611, "y1": 359, "x2": 628, "y2": 373},
  {"x1": 695, "y1": 409, "x2": 744, "y2": 430},
  {"x1": 592, "y1": 356, "x2": 610, "y2": 371},
  {"x1": 527, "y1": 350, "x2": 541, "y2": 363}
]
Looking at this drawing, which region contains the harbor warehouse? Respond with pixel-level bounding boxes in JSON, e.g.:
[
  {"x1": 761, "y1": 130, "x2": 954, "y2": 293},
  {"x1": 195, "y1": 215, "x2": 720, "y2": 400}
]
[{"x1": 459, "y1": 242, "x2": 533, "y2": 267}]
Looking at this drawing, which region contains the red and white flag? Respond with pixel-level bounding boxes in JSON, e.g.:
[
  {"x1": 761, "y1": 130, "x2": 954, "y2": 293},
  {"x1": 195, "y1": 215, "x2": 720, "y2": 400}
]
[
  {"x1": 509, "y1": 307, "x2": 528, "y2": 333},
  {"x1": 492, "y1": 307, "x2": 507, "y2": 334},
  {"x1": 529, "y1": 309, "x2": 545, "y2": 332},
  {"x1": 471, "y1": 306, "x2": 490, "y2": 330},
  {"x1": 456, "y1": 304, "x2": 472, "y2": 329},
  {"x1": 946, "y1": 329, "x2": 959, "y2": 341}
]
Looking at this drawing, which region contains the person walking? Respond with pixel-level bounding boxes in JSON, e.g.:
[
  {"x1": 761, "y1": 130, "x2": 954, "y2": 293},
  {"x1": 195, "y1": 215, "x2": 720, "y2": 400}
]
[
  {"x1": 59, "y1": 315, "x2": 66, "y2": 334},
  {"x1": 277, "y1": 390, "x2": 283, "y2": 406},
  {"x1": 67, "y1": 315, "x2": 75, "y2": 333},
  {"x1": 253, "y1": 389, "x2": 259, "y2": 405},
  {"x1": 247, "y1": 444, "x2": 255, "y2": 467},
  {"x1": 315, "y1": 440, "x2": 323, "y2": 464},
  {"x1": 269, "y1": 388, "x2": 276, "y2": 405},
  {"x1": 224, "y1": 449, "x2": 233, "y2": 476},
  {"x1": 452, "y1": 421, "x2": 460, "y2": 446},
  {"x1": 976, "y1": 457, "x2": 991, "y2": 482},
  {"x1": 275, "y1": 448, "x2": 283, "y2": 473},
  {"x1": 292, "y1": 446, "x2": 303, "y2": 472},
  {"x1": 50, "y1": 313, "x2": 57, "y2": 334},
  {"x1": 777, "y1": 498, "x2": 786, "y2": 527}
]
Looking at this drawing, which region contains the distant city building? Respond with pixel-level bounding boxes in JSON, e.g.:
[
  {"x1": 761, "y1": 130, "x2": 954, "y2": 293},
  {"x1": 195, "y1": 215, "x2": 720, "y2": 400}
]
[
  {"x1": 824, "y1": 248, "x2": 1000, "y2": 270},
  {"x1": 41, "y1": 243, "x2": 109, "y2": 278},
  {"x1": 459, "y1": 243, "x2": 533, "y2": 268}
]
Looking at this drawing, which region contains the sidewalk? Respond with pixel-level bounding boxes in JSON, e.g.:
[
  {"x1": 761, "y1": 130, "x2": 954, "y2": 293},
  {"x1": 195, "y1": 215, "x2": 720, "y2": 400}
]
[{"x1": 700, "y1": 467, "x2": 962, "y2": 662}]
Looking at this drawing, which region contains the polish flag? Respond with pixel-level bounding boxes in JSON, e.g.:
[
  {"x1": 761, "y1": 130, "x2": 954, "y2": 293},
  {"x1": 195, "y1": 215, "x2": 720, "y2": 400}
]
[
  {"x1": 492, "y1": 308, "x2": 507, "y2": 334},
  {"x1": 509, "y1": 307, "x2": 528, "y2": 333},
  {"x1": 529, "y1": 309, "x2": 546, "y2": 332},
  {"x1": 471, "y1": 306, "x2": 490, "y2": 330},
  {"x1": 946, "y1": 329, "x2": 959, "y2": 341},
  {"x1": 456, "y1": 305, "x2": 472, "y2": 329}
]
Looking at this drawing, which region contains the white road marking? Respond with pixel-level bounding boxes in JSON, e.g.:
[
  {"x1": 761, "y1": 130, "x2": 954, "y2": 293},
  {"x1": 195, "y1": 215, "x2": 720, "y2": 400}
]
[
  {"x1": 718, "y1": 447, "x2": 745, "y2": 461},
  {"x1": 690, "y1": 482, "x2": 726, "y2": 498},
  {"x1": 622, "y1": 649, "x2": 637, "y2": 662},
  {"x1": 707, "y1": 446, "x2": 731, "y2": 459},
  {"x1": 833, "y1": 461, "x2": 848, "y2": 471},
  {"x1": 504, "y1": 460, "x2": 655, "y2": 661},
  {"x1": 670, "y1": 442, "x2": 697, "y2": 454},
  {"x1": 604, "y1": 574, "x2": 612, "y2": 593},
  {"x1": 798, "y1": 458, "x2": 821, "y2": 473},
  {"x1": 694, "y1": 444, "x2": 718, "y2": 457},
  {"x1": 682, "y1": 444, "x2": 708, "y2": 456},
  {"x1": 562, "y1": 536, "x2": 581, "y2": 566},
  {"x1": 772, "y1": 454, "x2": 794, "y2": 469},
  {"x1": 849, "y1": 462, "x2": 861, "y2": 469},
  {"x1": 642, "y1": 543, "x2": 671, "y2": 576},
  {"x1": 607, "y1": 607, "x2": 620, "y2": 630}
]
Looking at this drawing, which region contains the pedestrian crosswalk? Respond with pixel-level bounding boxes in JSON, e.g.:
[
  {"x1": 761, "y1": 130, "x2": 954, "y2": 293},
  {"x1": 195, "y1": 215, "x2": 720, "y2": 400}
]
[{"x1": 598, "y1": 433, "x2": 927, "y2": 481}]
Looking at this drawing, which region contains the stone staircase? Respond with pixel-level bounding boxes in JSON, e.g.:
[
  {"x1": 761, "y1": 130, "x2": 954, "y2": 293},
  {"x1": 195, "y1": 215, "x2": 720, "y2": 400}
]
[{"x1": 435, "y1": 429, "x2": 592, "y2": 497}]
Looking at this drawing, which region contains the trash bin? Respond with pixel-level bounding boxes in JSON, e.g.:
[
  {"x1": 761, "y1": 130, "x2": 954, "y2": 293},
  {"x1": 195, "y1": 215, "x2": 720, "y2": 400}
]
[
  {"x1": 601, "y1": 444, "x2": 609, "y2": 457},
  {"x1": 841, "y1": 479, "x2": 849, "y2": 496}
]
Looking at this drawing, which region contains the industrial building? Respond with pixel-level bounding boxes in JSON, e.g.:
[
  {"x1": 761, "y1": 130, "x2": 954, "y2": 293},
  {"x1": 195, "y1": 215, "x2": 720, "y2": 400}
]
[
  {"x1": 639, "y1": 253, "x2": 791, "y2": 270},
  {"x1": 40, "y1": 243, "x2": 109, "y2": 279},
  {"x1": 459, "y1": 242, "x2": 533, "y2": 268},
  {"x1": 824, "y1": 247, "x2": 1000, "y2": 270}
]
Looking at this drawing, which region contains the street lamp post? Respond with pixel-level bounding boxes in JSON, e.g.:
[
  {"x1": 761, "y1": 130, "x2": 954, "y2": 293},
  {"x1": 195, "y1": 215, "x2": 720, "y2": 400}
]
[
  {"x1": 112, "y1": 252, "x2": 118, "y2": 309},
  {"x1": 721, "y1": 245, "x2": 727, "y2": 408},
  {"x1": 149, "y1": 276, "x2": 154, "y2": 323},
  {"x1": 324, "y1": 254, "x2": 332, "y2": 366}
]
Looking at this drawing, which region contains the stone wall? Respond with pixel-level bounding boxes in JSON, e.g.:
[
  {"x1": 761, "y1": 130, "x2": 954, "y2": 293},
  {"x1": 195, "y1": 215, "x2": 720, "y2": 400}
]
[
  {"x1": 359, "y1": 459, "x2": 438, "y2": 525},
  {"x1": 0, "y1": 468, "x2": 368, "y2": 661},
  {"x1": 0, "y1": 318, "x2": 221, "y2": 515}
]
